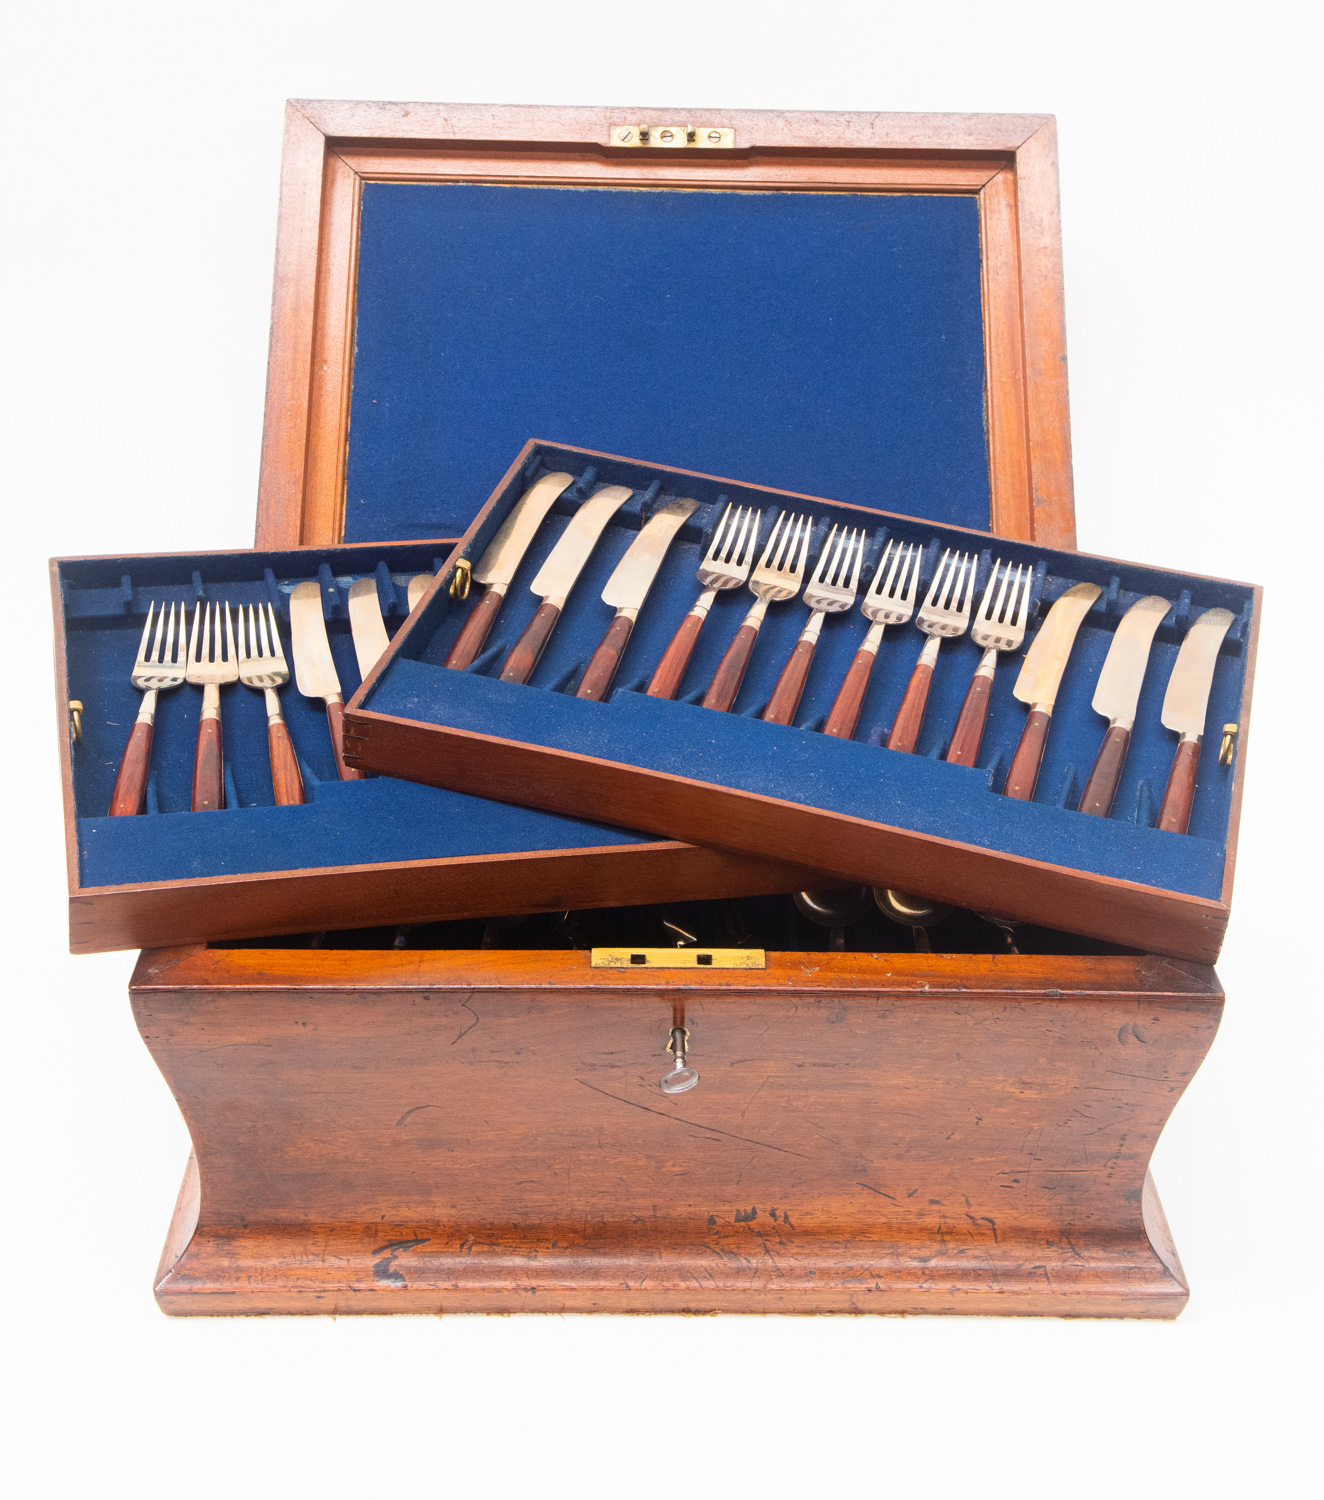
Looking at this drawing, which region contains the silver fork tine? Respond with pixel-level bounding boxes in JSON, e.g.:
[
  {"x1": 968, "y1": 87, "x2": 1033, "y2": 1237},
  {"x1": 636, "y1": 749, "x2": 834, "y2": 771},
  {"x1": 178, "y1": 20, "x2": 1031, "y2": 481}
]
[
  {"x1": 708, "y1": 503, "x2": 733, "y2": 562},
  {"x1": 137, "y1": 601, "x2": 157, "y2": 664},
  {"x1": 812, "y1": 525, "x2": 840, "y2": 585}
]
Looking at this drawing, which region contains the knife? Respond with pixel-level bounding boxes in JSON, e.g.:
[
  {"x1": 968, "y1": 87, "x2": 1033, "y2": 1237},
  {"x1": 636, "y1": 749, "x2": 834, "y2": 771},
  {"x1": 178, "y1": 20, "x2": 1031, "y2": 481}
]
[
  {"x1": 406, "y1": 573, "x2": 433, "y2": 612},
  {"x1": 444, "y1": 472, "x2": 576, "y2": 670},
  {"x1": 1003, "y1": 581, "x2": 1102, "y2": 801},
  {"x1": 576, "y1": 497, "x2": 699, "y2": 701},
  {"x1": 498, "y1": 485, "x2": 634, "y2": 685},
  {"x1": 347, "y1": 577, "x2": 391, "y2": 682},
  {"x1": 289, "y1": 580, "x2": 365, "y2": 781},
  {"x1": 1077, "y1": 594, "x2": 1171, "y2": 817},
  {"x1": 1156, "y1": 606, "x2": 1235, "y2": 834}
]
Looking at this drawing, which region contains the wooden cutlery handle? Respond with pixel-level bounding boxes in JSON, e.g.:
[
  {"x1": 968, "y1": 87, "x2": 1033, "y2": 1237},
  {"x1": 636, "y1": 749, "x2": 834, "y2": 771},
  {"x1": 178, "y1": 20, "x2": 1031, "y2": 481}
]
[
  {"x1": 192, "y1": 716, "x2": 225, "y2": 811},
  {"x1": 945, "y1": 673, "x2": 993, "y2": 768},
  {"x1": 445, "y1": 586, "x2": 504, "y2": 671},
  {"x1": 1078, "y1": 725, "x2": 1131, "y2": 817},
  {"x1": 886, "y1": 662, "x2": 934, "y2": 754},
  {"x1": 1157, "y1": 738, "x2": 1200, "y2": 834},
  {"x1": 763, "y1": 638, "x2": 816, "y2": 726},
  {"x1": 702, "y1": 621, "x2": 760, "y2": 713},
  {"x1": 1003, "y1": 708, "x2": 1052, "y2": 801},
  {"x1": 109, "y1": 721, "x2": 153, "y2": 816},
  {"x1": 646, "y1": 611, "x2": 706, "y2": 700},
  {"x1": 823, "y1": 647, "x2": 877, "y2": 741},
  {"x1": 500, "y1": 601, "x2": 561, "y2": 686},
  {"x1": 268, "y1": 719, "x2": 306, "y2": 805},
  {"x1": 325, "y1": 699, "x2": 365, "y2": 781},
  {"x1": 577, "y1": 613, "x2": 635, "y2": 702}
]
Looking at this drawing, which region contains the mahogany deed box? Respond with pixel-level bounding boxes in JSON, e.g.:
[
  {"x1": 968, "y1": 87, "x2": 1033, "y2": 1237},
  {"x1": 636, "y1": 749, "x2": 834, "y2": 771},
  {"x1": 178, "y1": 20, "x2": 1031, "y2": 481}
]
[{"x1": 118, "y1": 102, "x2": 1230, "y2": 1316}]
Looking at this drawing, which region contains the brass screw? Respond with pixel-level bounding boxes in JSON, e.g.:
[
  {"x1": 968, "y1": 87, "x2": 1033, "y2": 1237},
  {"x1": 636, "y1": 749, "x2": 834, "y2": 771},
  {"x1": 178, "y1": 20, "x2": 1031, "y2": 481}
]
[
  {"x1": 708, "y1": 130, "x2": 722, "y2": 143},
  {"x1": 618, "y1": 128, "x2": 634, "y2": 143},
  {"x1": 659, "y1": 128, "x2": 674, "y2": 143}
]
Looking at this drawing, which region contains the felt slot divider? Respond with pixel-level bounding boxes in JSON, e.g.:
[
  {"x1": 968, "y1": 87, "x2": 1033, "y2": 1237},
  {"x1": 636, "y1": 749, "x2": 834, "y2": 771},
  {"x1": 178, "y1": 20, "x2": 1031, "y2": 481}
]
[
  {"x1": 60, "y1": 541, "x2": 679, "y2": 890},
  {"x1": 367, "y1": 442, "x2": 1255, "y2": 902}
]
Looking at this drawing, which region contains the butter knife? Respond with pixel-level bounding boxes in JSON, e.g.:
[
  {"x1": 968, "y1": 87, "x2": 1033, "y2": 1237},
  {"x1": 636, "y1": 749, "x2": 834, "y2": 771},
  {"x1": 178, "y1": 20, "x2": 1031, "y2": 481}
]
[
  {"x1": 347, "y1": 577, "x2": 391, "y2": 682},
  {"x1": 445, "y1": 471, "x2": 576, "y2": 670},
  {"x1": 499, "y1": 485, "x2": 634, "y2": 685},
  {"x1": 1156, "y1": 606, "x2": 1235, "y2": 834},
  {"x1": 406, "y1": 573, "x2": 433, "y2": 612},
  {"x1": 576, "y1": 497, "x2": 699, "y2": 701},
  {"x1": 1004, "y1": 581, "x2": 1102, "y2": 801},
  {"x1": 290, "y1": 580, "x2": 365, "y2": 781},
  {"x1": 1077, "y1": 595, "x2": 1171, "y2": 817}
]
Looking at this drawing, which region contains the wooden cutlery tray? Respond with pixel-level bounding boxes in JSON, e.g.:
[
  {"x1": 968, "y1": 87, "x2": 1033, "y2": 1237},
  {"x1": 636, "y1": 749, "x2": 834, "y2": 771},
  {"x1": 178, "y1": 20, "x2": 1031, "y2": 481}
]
[
  {"x1": 52, "y1": 539, "x2": 822, "y2": 954},
  {"x1": 347, "y1": 441, "x2": 1260, "y2": 964}
]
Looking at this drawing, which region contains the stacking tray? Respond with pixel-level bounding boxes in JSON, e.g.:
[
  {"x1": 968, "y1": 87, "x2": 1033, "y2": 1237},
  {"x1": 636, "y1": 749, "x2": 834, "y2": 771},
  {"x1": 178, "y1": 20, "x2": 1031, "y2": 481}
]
[
  {"x1": 348, "y1": 442, "x2": 1259, "y2": 963},
  {"x1": 52, "y1": 539, "x2": 824, "y2": 953}
]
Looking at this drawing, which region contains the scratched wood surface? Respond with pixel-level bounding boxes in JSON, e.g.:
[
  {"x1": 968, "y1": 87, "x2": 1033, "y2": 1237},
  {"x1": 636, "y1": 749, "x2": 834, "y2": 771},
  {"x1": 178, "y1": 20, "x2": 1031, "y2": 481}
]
[{"x1": 136, "y1": 947, "x2": 1221, "y2": 1316}]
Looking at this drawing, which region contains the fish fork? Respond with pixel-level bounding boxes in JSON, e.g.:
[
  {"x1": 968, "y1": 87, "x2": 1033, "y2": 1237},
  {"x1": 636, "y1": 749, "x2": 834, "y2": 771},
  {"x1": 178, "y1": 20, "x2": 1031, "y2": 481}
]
[
  {"x1": 186, "y1": 601, "x2": 237, "y2": 811},
  {"x1": 702, "y1": 511, "x2": 813, "y2": 712},
  {"x1": 238, "y1": 603, "x2": 304, "y2": 806},
  {"x1": 823, "y1": 540, "x2": 920, "y2": 740},
  {"x1": 762, "y1": 526, "x2": 865, "y2": 726},
  {"x1": 109, "y1": 602, "x2": 186, "y2": 816},
  {"x1": 886, "y1": 549, "x2": 976, "y2": 753},
  {"x1": 944, "y1": 561, "x2": 1031, "y2": 767},
  {"x1": 646, "y1": 503, "x2": 761, "y2": 699}
]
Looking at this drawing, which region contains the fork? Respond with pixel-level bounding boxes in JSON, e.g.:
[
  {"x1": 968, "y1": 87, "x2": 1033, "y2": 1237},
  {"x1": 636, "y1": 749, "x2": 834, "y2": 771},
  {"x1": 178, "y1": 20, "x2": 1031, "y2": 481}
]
[
  {"x1": 238, "y1": 603, "x2": 305, "y2": 806},
  {"x1": 886, "y1": 549, "x2": 976, "y2": 753},
  {"x1": 646, "y1": 504, "x2": 761, "y2": 699},
  {"x1": 702, "y1": 511, "x2": 813, "y2": 712},
  {"x1": 823, "y1": 540, "x2": 920, "y2": 740},
  {"x1": 186, "y1": 601, "x2": 237, "y2": 811},
  {"x1": 944, "y1": 561, "x2": 1031, "y2": 767},
  {"x1": 762, "y1": 526, "x2": 865, "y2": 726},
  {"x1": 109, "y1": 602, "x2": 186, "y2": 816}
]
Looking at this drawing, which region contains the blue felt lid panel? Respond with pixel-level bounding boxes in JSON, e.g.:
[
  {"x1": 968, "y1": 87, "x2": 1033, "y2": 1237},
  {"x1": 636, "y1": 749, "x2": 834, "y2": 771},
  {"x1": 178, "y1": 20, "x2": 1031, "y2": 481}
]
[
  {"x1": 345, "y1": 183, "x2": 992, "y2": 541},
  {"x1": 58, "y1": 542, "x2": 675, "y2": 892},
  {"x1": 363, "y1": 443, "x2": 1255, "y2": 905}
]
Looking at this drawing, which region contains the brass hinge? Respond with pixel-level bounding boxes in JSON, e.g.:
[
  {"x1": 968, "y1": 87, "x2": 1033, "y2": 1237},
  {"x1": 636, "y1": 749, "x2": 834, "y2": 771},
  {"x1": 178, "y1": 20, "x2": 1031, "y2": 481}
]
[
  {"x1": 609, "y1": 124, "x2": 736, "y2": 149},
  {"x1": 591, "y1": 947, "x2": 765, "y2": 970}
]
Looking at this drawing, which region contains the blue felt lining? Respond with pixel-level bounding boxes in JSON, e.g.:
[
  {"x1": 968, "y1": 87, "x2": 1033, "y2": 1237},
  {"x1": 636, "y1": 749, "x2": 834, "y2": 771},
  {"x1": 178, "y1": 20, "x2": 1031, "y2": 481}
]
[
  {"x1": 363, "y1": 445, "x2": 1255, "y2": 902},
  {"x1": 59, "y1": 543, "x2": 665, "y2": 890},
  {"x1": 346, "y1": 184, "x2": 991, "y2": 541}
]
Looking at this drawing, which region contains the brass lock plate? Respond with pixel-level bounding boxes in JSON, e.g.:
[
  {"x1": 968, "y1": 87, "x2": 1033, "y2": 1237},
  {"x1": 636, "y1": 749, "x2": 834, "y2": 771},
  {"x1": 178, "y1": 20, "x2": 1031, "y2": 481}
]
[
  {"x1": 591, "y1": 947, "x2": 765, "y2": 970},
  {"x1": 609, "y1": 125, "x2": 736, "y2": 149}
]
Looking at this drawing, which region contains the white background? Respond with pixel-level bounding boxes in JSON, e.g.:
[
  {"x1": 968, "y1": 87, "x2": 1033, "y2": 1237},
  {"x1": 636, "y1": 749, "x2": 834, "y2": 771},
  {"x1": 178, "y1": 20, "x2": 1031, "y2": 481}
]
[{"x1": 4, "y1": 2, "x2": 1320, "y2": 1494}]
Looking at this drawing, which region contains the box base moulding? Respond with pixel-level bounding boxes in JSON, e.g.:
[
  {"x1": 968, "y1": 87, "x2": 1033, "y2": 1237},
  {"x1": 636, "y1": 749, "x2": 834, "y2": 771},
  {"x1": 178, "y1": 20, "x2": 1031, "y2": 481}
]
[
  {"x1": 156, "y1": 1161, "x2": 1188, "y2": 1317},
  {"x1": 135, "y1": 945, "x2": 1219, "y2": 1319}
]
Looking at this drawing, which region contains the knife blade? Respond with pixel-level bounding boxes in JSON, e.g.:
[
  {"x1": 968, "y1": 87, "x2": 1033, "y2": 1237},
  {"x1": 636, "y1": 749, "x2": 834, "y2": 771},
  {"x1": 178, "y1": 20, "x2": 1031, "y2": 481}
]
[
  {"x1": 499, "y1": 485, "x2": 634, "y2": 685},
  {"x1": 406, "y1": 573, "x2": 433, "y2": 612},
  {"x1": 290, "y1": 580, "x2": 364, "y2": 781},
  {"x1": 576, "y1": 497, "x2": 699, "y2": 701},
  {"x1": 1077, "y1": 594, "x2": 1171, "y2": 818},
  {"x1": 1156, "y1": 606, "x2": 1235, "y2": 834},
  {"x1": 444, "y1": 471, "x2": 575, "y2": 670},
  {"x1": 347, "y1": 577, "x2": 391, "y2": 682},
  {"x1": 1004, "y1": 581, "x2": 1102, "y2": 801}
]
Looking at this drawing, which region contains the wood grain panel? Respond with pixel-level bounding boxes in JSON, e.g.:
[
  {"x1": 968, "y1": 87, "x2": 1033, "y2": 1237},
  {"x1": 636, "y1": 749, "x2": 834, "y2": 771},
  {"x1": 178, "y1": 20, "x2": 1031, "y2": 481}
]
[{"x1": 134, "y1": 949, "x2": 1220, "y2": 1316}]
